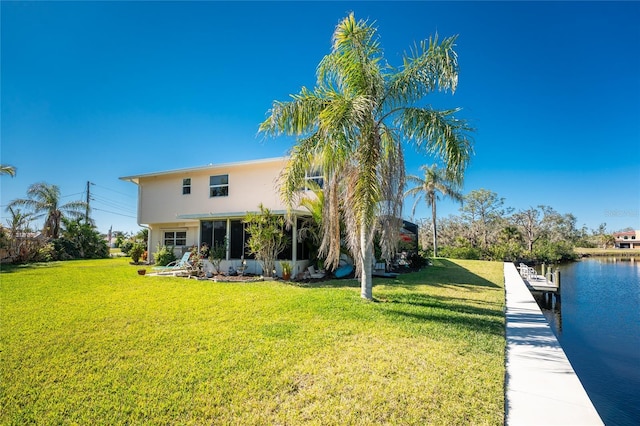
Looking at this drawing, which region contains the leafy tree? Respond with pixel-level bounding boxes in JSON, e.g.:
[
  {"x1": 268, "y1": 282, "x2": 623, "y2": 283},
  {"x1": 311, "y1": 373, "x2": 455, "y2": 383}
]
[
  {"x1": 489, "y1": 226, "x2": 524, "y2": 261},
  {"x1": 245, "y1": 204, "x2": 290, "y2": 278},
  {"x1": 405, "y1": 164, "x2": 463, "y2": 257},
  {"x1": 9, "y1": 182, "x2": 87, "y2": 239},
  {"x1": 540, "y1": 207, "x2": 579, "y2": 244},
  {"x1": 134, "y1": 228, "x2": 148, "y2": 244},
  {"x1": 460, "y1": 189, "x2": 508, "y2": 250},
  {"x1": 56, "y1": 218, "x2": 109, "y2": 259},
  {"x1": 260, "y1": 14, "x2": 472, "y2": 299},
  {"x1": 2, "y1": 206, "x2": 39, "y2": 262},
  {"x1": 512, "y1": 207, "x2": 543, "y2": 252}
]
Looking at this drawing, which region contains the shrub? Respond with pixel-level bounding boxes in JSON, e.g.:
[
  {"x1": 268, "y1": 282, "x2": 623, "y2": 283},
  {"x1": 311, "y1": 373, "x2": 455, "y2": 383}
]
[
  {"x1": 439, "y1": 245, "x2": 482, "y2": 260},
  {"x1": 489, "y1": 241, "x2": 523, "y2": 262},
  {"x1": 533, "y1": 240, "x2": 577, "y2": 263},
  {"x1": 35, "y1": 243, "x2": 56, "y2": 262},
  {"x1": 154, "y1": 245, "x2": 176, "y2": 266},
  {"x1": 407, "y1": 252, "x2": 428, "y2": 269},
  {"x1": 120, "y1": 240, "x2": 133, "y2": 255},
  {"x1": 130, "y1": 242, "x2": 146, "y2": 263}
]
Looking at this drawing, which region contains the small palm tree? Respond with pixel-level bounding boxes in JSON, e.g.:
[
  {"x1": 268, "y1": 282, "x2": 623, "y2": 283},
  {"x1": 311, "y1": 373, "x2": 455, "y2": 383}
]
[
  {"x1": 9, "y1": 182, "x2": 87, "y2": 239},
  {"x1": 1, "y1": 165, "x2": 16, "y2": 177},
  {"x1": 405, "y1": 164, "x2": 463, "y2": 257}
]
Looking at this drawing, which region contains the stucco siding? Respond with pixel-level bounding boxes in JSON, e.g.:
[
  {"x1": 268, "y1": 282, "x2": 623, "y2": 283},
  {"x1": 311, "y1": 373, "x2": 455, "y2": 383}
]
[{"x1": 136, "y1": 159, "x2": 288, "y2": 224}]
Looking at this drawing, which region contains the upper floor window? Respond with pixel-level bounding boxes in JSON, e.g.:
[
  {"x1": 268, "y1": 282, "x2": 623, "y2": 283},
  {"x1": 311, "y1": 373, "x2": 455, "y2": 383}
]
[
  {"x1": 182, "y1": 178, "x2": 191, "y2": 195},
  {"x1": 304, "y1": 169, "x2": 324, "y2": 190},
  {"x1": 164, "y1": 231, "x2": 187, "y2": 246},
  {"x1": 210, "y1": 174, "x2": 229, "y2": 197}
]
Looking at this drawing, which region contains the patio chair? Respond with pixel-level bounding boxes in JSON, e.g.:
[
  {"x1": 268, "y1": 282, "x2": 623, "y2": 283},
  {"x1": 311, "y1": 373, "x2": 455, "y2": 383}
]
[
  {"x1": 152, "y1": 251, "x2": 194, "y2": 274},
  {"x1": 307, "y1": 265, "x2": 326, "y2": 279}
]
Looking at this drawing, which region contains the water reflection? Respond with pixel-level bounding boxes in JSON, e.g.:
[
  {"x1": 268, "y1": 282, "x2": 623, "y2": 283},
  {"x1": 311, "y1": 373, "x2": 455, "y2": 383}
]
[{"x1": 534, "y1": 257, "x2": 640, "y2": 426}]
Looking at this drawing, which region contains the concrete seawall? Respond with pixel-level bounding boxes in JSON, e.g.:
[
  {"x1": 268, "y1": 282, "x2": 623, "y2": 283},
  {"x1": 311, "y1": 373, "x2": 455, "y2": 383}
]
[{"x1": 504, "y1": 262, "x2": 603, "y2": 425}]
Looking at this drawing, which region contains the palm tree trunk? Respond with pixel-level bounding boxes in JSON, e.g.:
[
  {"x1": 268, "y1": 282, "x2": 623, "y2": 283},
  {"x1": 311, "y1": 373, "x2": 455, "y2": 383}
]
[
  {"x1": 360, "y1": 222, "x2": 373, "y2": 300},
  {"x1": 432, "y1": 200, "x2": 438, "y2": 257}
]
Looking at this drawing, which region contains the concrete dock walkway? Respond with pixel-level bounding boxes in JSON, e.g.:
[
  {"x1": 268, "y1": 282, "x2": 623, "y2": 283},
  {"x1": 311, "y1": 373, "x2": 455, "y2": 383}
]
[{"x1": 504, "y1": 262, "x2": 603, "y2": 425}]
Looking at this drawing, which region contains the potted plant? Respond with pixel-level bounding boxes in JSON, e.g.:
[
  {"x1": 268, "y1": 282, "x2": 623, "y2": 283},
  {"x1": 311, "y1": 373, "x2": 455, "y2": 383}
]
[{"x1": 280, "y1": 261, "x2": 292, "y2": 280}]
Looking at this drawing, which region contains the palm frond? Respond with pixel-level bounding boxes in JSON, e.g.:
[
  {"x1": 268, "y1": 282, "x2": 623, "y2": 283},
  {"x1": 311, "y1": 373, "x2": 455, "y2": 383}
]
[
  {"x1": 0, "y1": 165, "x2": 16, "y2": 177},
  {"x1": 386, "y1": 34, "x2": 460, "y2": 107},
  {"x1": 259, "y1": 87, "x2": 327, "y2": 137},
  {"x1": 399, "y1": 107, "x2": 473, "y2": 183}
]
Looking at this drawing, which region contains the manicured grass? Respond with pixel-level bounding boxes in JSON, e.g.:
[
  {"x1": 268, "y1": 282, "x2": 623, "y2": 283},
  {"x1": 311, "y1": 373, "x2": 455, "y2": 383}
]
[{"x1": 1, "y1": 257, "x2": 505, "y2": 425}]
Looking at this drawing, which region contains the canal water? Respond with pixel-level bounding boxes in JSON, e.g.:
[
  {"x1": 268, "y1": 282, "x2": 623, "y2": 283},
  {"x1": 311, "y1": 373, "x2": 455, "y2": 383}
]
[{"x1": 536, "y1": 257, "x2": 640, "y2": 425}]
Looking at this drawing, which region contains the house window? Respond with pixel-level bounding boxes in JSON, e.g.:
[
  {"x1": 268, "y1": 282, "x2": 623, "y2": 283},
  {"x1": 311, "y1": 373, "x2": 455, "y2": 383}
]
[
  {"x1": 182, "y1": 178, "x2": 191, "y2": 195},
  {"x1": 201, "y1": 220, "x2": 227, "y2": 254},
  {"x1": 164, "y1": 231, "x2": 187, "y2": 246},
  {"x1": 305, "y1": 169, "x2": 324, "y2": 190},
  {"x1": 210, "y1": 175, "x2": 229, "y2": 197}
]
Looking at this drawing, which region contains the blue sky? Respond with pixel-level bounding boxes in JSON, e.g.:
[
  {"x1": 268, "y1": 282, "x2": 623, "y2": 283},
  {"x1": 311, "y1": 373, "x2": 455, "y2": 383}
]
[{"x1": 2, "y1": 1, "x2": 639, "y2": 235}]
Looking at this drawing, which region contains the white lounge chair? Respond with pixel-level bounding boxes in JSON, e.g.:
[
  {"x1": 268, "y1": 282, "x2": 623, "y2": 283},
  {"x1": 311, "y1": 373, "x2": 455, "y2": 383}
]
[
  {"x1": 152, "y1": 251, "x2": 194, "y2": 274},
  {"x1": 307, "y1": 265, "x2": 325, "y2": 279}
]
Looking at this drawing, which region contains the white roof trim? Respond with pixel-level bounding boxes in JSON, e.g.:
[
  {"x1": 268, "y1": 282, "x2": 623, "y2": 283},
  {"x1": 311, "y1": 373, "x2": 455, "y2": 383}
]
[
  {"x1": 176, "y1": 209, "x2": 309, "y2": 220},
  {"x1": 119, "y1": 156, "x2": 288, "y2": 183}
]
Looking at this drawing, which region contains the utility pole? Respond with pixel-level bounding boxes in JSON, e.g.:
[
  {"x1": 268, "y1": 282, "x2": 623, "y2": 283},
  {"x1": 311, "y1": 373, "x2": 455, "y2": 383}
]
[{"x1": 86, "y1": 181, "x2": 91, "y2": 223}]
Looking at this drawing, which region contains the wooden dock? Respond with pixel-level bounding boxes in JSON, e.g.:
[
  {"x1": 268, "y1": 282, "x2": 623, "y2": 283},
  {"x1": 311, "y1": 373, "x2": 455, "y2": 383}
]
[
  {"x1": 518, "y1": 263, "x2": 561, "y2": 309},
  {"x1": 518, "y1": 263, "x2": 560, "y2": 292}
]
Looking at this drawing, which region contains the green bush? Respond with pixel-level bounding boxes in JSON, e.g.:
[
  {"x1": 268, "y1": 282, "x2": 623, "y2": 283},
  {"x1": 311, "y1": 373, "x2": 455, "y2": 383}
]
[
  {"x1": 130, "y1": 242, "x2": 146, "y2": 263},
  {"x1": 153, "y1": 245, "x2": 176, "y2": 266},
  {"x1": 35, "y1": 243, "x2": 56, "y2": 262},
  {"x1": 407, "y1": 251, "x2": 428, "y2": 269},
  {"x1": 120, "y1": 240, "x2": 133, "y2": 255},
  {"x1": 532, "y1": 240, "x2": 577, "y2": 263},
  {"x1": 488, "y1": 241, "x2": 523, "y2": 262},
  {"x1": 439, "y1": 245, "x2": 482, "y2": 260}
]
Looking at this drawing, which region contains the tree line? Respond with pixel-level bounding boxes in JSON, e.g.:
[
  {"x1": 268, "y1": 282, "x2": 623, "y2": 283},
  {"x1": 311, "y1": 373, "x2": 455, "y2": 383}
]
[{"x1": 412, "y1": 188, "x2": 617, "y2": 263}]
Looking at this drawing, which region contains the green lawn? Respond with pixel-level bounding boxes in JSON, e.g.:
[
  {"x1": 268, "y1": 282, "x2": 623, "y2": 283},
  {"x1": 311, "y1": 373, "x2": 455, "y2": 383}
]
[{"x1": 1, "y1": 257, "x2": 505, "y2": 425}]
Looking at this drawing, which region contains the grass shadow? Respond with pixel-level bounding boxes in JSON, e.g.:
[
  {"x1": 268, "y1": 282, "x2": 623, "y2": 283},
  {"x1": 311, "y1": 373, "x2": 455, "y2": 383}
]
[
  {"x1": 384, "y1": 258, "x2": 500, "y2": 289},
  {"x1": 290, "y1": 258, "x2": 501, "y2": 291},
  {"x1": 0, "y1": 262, "x2": 59, "y2": 274}
]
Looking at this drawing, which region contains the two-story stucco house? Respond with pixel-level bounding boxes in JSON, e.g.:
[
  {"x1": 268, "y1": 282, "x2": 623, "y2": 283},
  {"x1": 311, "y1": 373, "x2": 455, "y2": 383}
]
[
  {"x1": 613, "y1": 230, "x2": 640, "y2": 249},
  {"x1": 120, "y1": 157, "x2": 318, "y2": 277}
]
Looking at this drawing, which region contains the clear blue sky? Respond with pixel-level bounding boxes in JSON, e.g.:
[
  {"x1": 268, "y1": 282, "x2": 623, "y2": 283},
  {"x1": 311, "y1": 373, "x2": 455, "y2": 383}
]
[{"x1": 2, "y1": 1, "x2": 639, "y2": 235}]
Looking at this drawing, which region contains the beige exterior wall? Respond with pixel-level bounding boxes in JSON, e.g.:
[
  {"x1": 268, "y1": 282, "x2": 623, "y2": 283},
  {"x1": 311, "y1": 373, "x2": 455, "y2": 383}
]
[
  {"x1": 122, "y1": 158, "x2": 314, "y2": 268},
  {"x1": 135, "y1": 158, "x2": 288, "y2": 225}
]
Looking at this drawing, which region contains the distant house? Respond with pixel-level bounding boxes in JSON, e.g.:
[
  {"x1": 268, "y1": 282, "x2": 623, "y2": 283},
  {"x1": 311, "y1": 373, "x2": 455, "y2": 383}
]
[
  {"x1": 120, "y1": 157, "x2": 316, "y2": 277},
  {"x1": 613, "y1": 230, "x2": 640, "y2": 249}
]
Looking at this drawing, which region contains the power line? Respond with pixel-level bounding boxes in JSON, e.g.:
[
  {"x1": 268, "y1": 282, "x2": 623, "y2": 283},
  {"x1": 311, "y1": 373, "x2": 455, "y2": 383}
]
[
  {"x1": 92, "y1": 207, "x2": 137, "y2": 219},
  {"x1": 92, "y1": 183, "x2": 137, "y2": 199},
  {"x1": 90, "y1": 194, "x2": 136, "y2": 213}
]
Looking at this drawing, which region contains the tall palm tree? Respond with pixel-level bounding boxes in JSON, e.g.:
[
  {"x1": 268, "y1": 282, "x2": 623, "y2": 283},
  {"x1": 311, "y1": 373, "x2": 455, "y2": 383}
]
[
  {"x1": 8, "y1": 182, "x2": 87, "y2": 239},
  {"x1": 1, "y1": 165, "x2": 16, "y2": 177},
  {"x1": 260, "y1": 14, "x2": 472, "y2": 299},
  {"x1": 405, "y1": 164, "x2": 463, "y2": 257}
]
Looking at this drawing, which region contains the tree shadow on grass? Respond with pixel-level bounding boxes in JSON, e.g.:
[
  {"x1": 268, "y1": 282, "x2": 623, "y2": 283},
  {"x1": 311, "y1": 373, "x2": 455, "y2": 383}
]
[
  {"x1": 291, "y1": 259, "x2": 505, "y2": 336},
  {"x1": 389, "y1": 258, "x2": 501, "y2": 289},
  {"x1": 380, "y1": 301, "x2": 505, "y2": 337},
  {"x1": 0, "y1": 262, "x2": 57, "y2": 274},
  {"x1": 292, "y1": 259, "x2": 500, "y2": 291}
]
